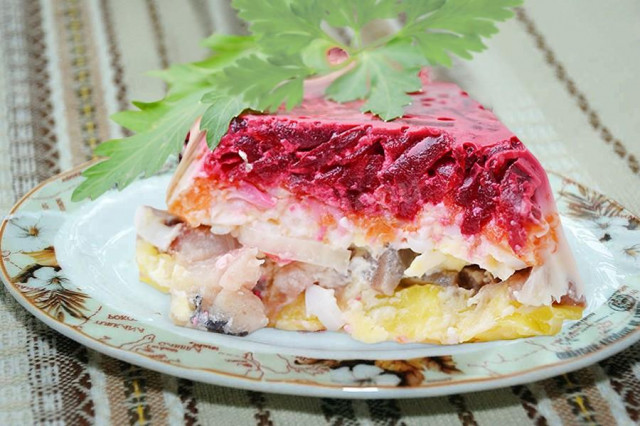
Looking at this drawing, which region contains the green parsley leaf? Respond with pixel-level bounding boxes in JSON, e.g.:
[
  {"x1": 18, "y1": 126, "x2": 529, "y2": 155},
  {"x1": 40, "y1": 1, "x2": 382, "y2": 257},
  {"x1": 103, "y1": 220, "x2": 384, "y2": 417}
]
[
  {"x1": 401, "y1": 0, "x2": 447, "y2": 23},
  {"x1": 395, "y1": 0, "x2": 522, "y2": 67},
  {"x1": 327, "y1": 42, "x2": 426, "y2": 119},
  {"x1": 72, "y1": 90, "x2": 207, "y2": 202},
  {"x1": 200, "y1": 34, "x2": 255, "y2": 52},
  {"x1": 71, "y1": 35, "x2": 255, "y2": 201},
  {"x1": 147, "y1": 34, "x2": 257, "y2": 95},
  {"x1": 358, "y1": 45, "x2": 424, "y2": 120},
  {"x1": 200, "y1": 93, "x2": 249, "y2": 149},
  {"x1": 323, "y1": 0, "x2": 399, "y2": 33},
  {"x1": 232, "y1": 0, "x2": 329, "y2": 54},
  {"x1": 325, "y1": 62, "x2": 369, "y2": 103},
  {"x1": 208, "y1": 54, "x2": 311, "y2": 114}
]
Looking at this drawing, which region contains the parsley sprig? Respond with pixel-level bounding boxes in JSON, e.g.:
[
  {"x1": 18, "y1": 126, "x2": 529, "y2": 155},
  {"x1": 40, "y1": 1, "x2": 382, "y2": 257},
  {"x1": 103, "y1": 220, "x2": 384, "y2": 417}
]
[{"x1": 72, "y1": 0, "x2": 521, "y2": 201}]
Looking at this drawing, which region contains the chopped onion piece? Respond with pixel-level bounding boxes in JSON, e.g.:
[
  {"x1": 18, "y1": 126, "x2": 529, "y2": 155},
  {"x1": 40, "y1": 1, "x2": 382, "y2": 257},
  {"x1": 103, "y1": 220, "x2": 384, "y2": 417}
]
[
  {"x1": 305, "y1": 285, "x2": 345, "y2": 331},
  {"x1": 405, "y1": 250, "x2": 467, "y2": 277},
  {"x1": 405, "y1": 251, "x2": 447, "y2": 277},
  {"x1": 237, "y1": 226, "x2": 350, "y2": 273}
]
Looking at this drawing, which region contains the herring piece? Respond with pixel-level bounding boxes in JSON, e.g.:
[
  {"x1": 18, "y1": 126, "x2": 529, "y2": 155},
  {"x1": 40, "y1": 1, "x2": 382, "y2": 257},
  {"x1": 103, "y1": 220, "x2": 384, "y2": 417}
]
[
  {"x1": 174, "y1": 247, "x2": 262, "y2": 293},
  {"x1": 135, "y1": 206, "x2": 183, "y2": 251},
  {"x1": 266, "y1": 262, "x2": 347, "y2": 316},
  {"x1": 210, "y1": 289, "x2": 268, "y2": 335},
  {"x1": 370, "y1": 249, "x2": 405, "y2": 295},
  {"x1": 217, "y1": 247, "x2": 264, "y2": 292},
  {"x1": 171, "y1": 226, "x2": 238, "y2": 264},
  {"x1": 267, "y1": 263, "x2": 321, "y2": 315}
]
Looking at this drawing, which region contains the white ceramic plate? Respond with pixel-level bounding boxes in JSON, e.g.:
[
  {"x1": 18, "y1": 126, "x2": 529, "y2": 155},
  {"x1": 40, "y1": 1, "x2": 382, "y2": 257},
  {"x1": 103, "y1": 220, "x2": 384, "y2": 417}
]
[{"x1": 2, "y1": 164, "x2": 639, "y2": 398}]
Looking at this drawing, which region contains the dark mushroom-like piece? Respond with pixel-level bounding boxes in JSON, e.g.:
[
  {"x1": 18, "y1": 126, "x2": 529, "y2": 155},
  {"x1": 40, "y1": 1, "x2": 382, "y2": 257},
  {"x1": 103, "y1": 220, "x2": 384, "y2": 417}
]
[
  {"x1": 371, "y1": 249, "x2": 406, "y2": 295},
  {"x1": 455, "y1": 265, "x2": 499, "y2": 292}
]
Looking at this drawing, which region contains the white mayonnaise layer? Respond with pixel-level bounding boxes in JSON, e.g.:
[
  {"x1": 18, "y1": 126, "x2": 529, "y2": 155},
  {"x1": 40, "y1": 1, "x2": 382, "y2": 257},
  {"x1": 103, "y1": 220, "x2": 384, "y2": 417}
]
[
  {"x1": 172, "y1": 179, "x2": 536, "y2": 280},
  {"x1": 512, "y1": 225, "x2": 584, "y2": 306}
]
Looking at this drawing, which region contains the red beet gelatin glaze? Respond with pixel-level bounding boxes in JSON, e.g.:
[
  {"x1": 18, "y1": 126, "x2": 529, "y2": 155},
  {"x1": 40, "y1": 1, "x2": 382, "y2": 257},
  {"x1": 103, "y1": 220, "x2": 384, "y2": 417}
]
[{"x1": 201, "y1": 81, "x2": 551, "y2": 253}]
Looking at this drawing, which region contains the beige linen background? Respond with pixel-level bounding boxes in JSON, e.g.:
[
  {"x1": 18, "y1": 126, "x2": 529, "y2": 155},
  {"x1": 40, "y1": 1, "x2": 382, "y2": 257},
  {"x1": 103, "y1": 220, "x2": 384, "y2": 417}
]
[{"x1": 1, "y1": 0, "x2": 639, "y2": 424}]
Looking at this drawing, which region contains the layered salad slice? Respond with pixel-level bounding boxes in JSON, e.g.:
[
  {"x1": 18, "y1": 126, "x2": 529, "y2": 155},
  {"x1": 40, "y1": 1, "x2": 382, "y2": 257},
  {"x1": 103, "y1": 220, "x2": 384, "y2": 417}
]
[{"x1": 134, "y1": 76, "x2": 584, "y2": 344}]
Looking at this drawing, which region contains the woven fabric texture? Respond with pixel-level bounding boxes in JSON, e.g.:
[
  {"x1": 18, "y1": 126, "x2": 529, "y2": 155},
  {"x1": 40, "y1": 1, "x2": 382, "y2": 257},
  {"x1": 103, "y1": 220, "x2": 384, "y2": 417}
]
[{"x1": 1, "y1": 0, "x2": 639, "y2": 424}]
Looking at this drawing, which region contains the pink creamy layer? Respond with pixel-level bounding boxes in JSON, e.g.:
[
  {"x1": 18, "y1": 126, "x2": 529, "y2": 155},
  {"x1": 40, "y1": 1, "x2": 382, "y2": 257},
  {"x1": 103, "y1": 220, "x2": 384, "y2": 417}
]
[{"x1": 200, "y1": 80, "x2": 554, "y2": 253}]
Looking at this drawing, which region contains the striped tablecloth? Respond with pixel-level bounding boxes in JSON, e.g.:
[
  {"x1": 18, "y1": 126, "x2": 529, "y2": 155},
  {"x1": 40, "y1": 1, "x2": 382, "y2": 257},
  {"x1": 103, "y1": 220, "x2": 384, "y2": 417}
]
[{"x1": 1, "y1": 0, "x2": 639, "y2": 424}]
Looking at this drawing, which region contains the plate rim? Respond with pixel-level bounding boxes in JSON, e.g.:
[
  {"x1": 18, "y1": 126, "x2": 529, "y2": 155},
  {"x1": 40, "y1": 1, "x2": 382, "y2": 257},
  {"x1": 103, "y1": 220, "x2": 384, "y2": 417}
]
[{"x1": 2, "y1": 163, "x2": 640, "y2": 399}]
